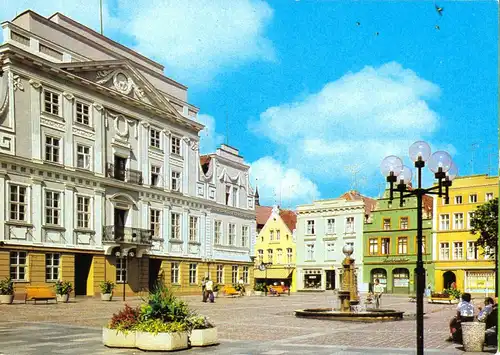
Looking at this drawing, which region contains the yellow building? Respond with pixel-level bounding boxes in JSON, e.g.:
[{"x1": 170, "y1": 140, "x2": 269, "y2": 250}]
[
  {"x1": 254, "y1": 205, "x2": 297, "y2": 291},
  {"x1": 433, "y1": 174, "x2": 498, "y2": 295}
]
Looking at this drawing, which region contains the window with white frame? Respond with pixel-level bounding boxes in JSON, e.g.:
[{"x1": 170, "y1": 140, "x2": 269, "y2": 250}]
[
  {"x1": 258, "y1": 249, "x2": 264, "y2": 263},
  {"x1": 345, "y1": 217, "x2": 354, "y2": 233},
  {"x1": 150, "y1": 165, "x2": 161, "y2": 186},
  {"x1": 306, "y1": 220, "x2": 315, "y2": 234},
  {"x1": 467, "y1": 241, "x2": 477, "y2": 260},
  {"x1": 76, "y1": 196, "x2": 91, "y2": 229},
  {"x1": 276, "y1": 229, "x2": 281, "y2": 240},
  {"x1": 455, "y1": 195, "x2": 462, "y2": 204},
  {"x1": 453, "y1": 242, "x2": 464, "y2": 260},
  {"x1": 325, "y1": 242, "x2": 335, "y2": 260},
  {"x1": 267, "y1": 248, "x2": 273, "y2": 263},
  {"x1": 10, "y1": 251, "x2": 27, "y2": 280},
  {"x1": 287, "y1": 248, "x2": 293, "y2": 263},
  {"x1": 171, "y1": 262, "x2": 180, "y2": 284},
  {"x1": 171, "y1": 171, "x2": 181, "y2": 192},
  {"x1": 225, "y1": 185, "x2": 230, "y2": 205},
  {"x1": 44, "y1": 89, "x2": 59, "y2": 115},
  {"x1": 232, "y1": 186, "x2": 238, "y2": 207},
  {"x1": 228, "y1": 223, "x2": 235, "y2": 245},
  {"x1": 400, "y1": 217, "x2": 409, "y2": 230},
  {"x1": 242, "y1": 266, "x2": 249, "y2": 284},
  {"x1": 241, "y1": 226, "x2": 249, "y2": 247},
  {"x1": 276, "y1": 248, "x2": 283, "y2": 264},
  {"x1": 150, "y1": 127, "x2": 161, "y2": 149},
  {"x1": 306, "y1": 243, "x2": 315, "y2": 261},
  {"x1": 189, "y1": 263, "x2": 197, "y2": 284},
  {"x1": 75, "y1": 101, "x2": 90, "y2": 125},
  {"x1": 440, "y1": 242, "x2": 450, "y2": 260},
  {"x1": 116, "y1": 257, "x2": 127, "y2": 283},
  {"x1": 76, "y1": 145, "x2": 91, "y2": 170},
  {"x1": 369, "y1": 239, "x2": 378, "y2": 255},
  {"x1": 467, "y1": 211, "x2": 475, "y2": 229},
  {"x1": 469, "y1": 194, "x2": 478, "y2": 203},
  {"x1": 440, "y1": 214, "x2": 450, "y2": 230},
  {"x1": 381, "y1": 238, "x2": 390, "y2": 255},
  {"x1": 269, "y1": 230, "x2": 274, "y2": 241},
  {"x1": 45, "y1": 136, "x2": 61, "y2": 163},
  {"x1": 45, "y1": 253, "x2": 60, "y2": 281},
  {"x1": 327, "y1": 218, "x2": 335, "y2": 234},
  {"x1": 214, "y1": 220, "x2": 222, "y2": 245},
  {"x1": 45, "y1": 191, "x2": 61, "y2": 226},
  {"x1": 171, "y1": 213, "x2": 181, "y2": 239},
  {"x1": 216, "y1": 265, "x2": 224, "y2": 283},
  {"x1": 231, "y1": 265, "x2": 238, "y2": 284},
  {"x1": 383, "y1": 218, "x2": 391, "y2": 231},
  {"x1": 171, "y1": 136, "x2": 181, "y2": 155},
  {"x1": 150, "y1": 209, "x2": 161, "y2": 239},
  {"x1": 398, "y1": 237, "x2": 408, "y2": 254},
  {"x1": 9, "y1": 184, "x2": 28, "y2": 222},
  {"x1": 486, "y1": 192, "x2": 494, "y2": 202},
  {"x1": 189, "y1": 216, "x2": 198, "y2": 242},
  {"x1": 453, "y1": 213, "x2": 464, "y2": 230}
]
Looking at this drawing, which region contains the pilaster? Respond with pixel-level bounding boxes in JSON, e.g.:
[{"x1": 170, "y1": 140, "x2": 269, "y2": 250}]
[
  {"x1": 182, "y1": 137, "x2": 190, "y2": 195},
  {"x1": 29, "y1": 80, "x2": 42, "y2": 162},
  {"x1": 64, "y1": 183, "x2": 75, "y2": 245},
  {"x1": 140, "y1": 200, "x2": 149, "y2": 229},
  {"x1": 201, "y1": 210, "x2": 208, "y2": 258},
  {"x1": 163, "y1": 129, "x2": 171, "y2": 189},
  {"x1": 163, "y1": 203, "x2": 171, "y2": 252},
  {"x1": 139, "y1": 122, "x2": 149, "y2": 185},
  {"x1": 30, "y1": 176, "x2": 43, "y2": 242},
  {"x1": 93, "y1": 103, "x2": 105, "y2": 176},
  {"x1": 94, "y1": 188, "x2": 105, "y2": 246},
  {"x1": 63, "y1": 92, "x2": 75, "y2": 167},
  {"x1": 0, "y1": 170, "x2": 6, "y2": 240},
  {"x1": 182, "y1": 207, "x2": 189, "y2": 255}
]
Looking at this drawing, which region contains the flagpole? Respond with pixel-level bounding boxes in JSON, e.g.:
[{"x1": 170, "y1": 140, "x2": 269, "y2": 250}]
[{"x1": 100, "y1": 0, "x2": 103, "y2": 35}]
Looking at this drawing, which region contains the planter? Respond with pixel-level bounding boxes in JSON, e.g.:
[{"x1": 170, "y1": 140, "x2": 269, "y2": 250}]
[
  {"x1": 57, "y1": 294, "x2": 70, "y2": 303},
  {"x1": 462, "y1": 322, "x2": 486, "y2": 352},
  {"x1": 190, "y1": 327, "x2": 218, "y2": 347},
  {"x1": 0, "y1": 294, "x2": 14, "y2": 304},
  {"x1": 101, "y1": 293, "x2": 113, "y2": 301},
  {"x1": 254, "y1": 291, "x2": 263, "y2": 296},
  {"x1": 213, "y1": 292, "x2": 218, "y2": 298},
  {"x1": 135, "y1": 331, "x2": 189, "y2": 351},
  {"x1": 102, "y1": 328, "x2": 136, "y2": 348},
  {"x1": 428, "y1": 297, "x2": 458, "y2": 304}
]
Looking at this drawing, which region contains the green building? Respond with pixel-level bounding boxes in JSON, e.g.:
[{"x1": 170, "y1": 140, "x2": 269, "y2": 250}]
[{"x1": 363, "y1": 188, "x2": 434, "y2": 294}]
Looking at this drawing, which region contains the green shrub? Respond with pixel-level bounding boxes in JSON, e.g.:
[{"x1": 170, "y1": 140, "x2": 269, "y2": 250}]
[
  {"x1": 100, "y1": 281, "x2": 115, "y2": 294},
  {"x1": 0, "y1": 277, "x2": 14, "y2": 295},
  {"x1": 446, "y1": 288, "x2": 462, "y2": 300},
  {"x1": 108, "y1": 304, "x2": 140, "y2": 333},
  {"x1": 254, "y1": 283, "x2": 266, "y2": 292},
  {"x1": 140, "y1": 283, "x2": 190, "y2": 323},
  {"x1": 186, "y1": 315, "x2": 214, "y2": 330},
  {"x1": 234, "y1": 284, "x2": 243, "y2": 292},
  {"x1": 134, "y1": 319, "x2": 188, "y2": 335},
  {"x1": 213, "y1": 284, "x2": 221, "y2": 292},
  {"x1": 54, "y1": 280, "x2": 73, "y2": 295}
]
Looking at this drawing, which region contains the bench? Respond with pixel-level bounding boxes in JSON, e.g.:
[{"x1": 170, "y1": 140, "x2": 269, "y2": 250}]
[
  {"x1": 222, "y1": 286, "x2": 240, "y2": 297},
  {"x1": 267, "y1": 285, "x2": 289, "y2": 296},
  {"x1": 25, "y1": 286, "x2": 57, "y2": 304}
]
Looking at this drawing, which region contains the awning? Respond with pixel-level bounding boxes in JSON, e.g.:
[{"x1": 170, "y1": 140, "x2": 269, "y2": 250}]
[{"x1": 254, "y1": 268, "x2": 293, "y2": 279}]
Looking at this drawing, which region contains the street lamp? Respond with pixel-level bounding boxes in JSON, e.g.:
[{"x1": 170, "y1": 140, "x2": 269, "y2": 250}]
[
  {"x1": 115, "y1": 250, "x2": 135, "y2": 301},
  {"x1": 380, "y1": 141, "x2": 457, "y2": 355},
  {"x1": 259, "y1": 262, "x2": 273, "y2": 296}
]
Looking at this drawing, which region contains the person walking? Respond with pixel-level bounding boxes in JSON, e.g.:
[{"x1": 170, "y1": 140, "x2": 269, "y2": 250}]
[
  {"x1": 201, "y1": 277, "x2": 207, "y2": 302},
  {"x1": 238, "y1": 277, "x2": 245, "y2": 296},
  {"x1": 373, "y1": 278, "x2": 384, "y2": 309},
  {"x1": 206, "y1": 278, "x2": 214, "y2": 303}
]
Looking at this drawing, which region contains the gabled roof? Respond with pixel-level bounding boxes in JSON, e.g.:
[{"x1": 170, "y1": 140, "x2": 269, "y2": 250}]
[
  {"x1": 256, "y1": 205, "x2": 273, "y2": 227},
  {"x1": 256, "y1": 205, "x2": 297, "y2": 232},
  {"x1": 339, "y1": 190, "x2": 376, "y2": 216}
]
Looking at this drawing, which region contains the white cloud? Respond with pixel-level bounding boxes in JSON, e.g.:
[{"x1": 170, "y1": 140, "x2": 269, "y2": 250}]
[
  {"x1": 198, "y1": 114, "x2": 224, "y2": 154},
  {"x1": 250, "y1": 156, "x2": 320, "y2": 207}
]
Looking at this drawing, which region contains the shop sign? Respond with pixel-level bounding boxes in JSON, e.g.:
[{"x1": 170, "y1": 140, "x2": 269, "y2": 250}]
[{"x1": 383, "y1": 257, "x2": 410, "y2": 263}]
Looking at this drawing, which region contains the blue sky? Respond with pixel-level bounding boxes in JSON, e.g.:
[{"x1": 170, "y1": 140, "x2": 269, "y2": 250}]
[{"x1": 1, "y1": 1, "x2": 498, "y2": 208}]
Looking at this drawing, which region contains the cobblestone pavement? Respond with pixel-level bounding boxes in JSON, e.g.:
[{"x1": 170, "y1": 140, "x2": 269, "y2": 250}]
[{"x1": 0, "y1": 293, "x2": 497, "y2": 354}]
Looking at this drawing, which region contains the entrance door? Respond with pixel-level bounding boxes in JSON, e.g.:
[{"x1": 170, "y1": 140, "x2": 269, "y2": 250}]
[
  {"x1": 325, "y1": 270, "x2": 335, "y2": 290},
  {"x1": 114, "y1": 208, "x2": 127, "y2": 241},
  {"x1": 443, "y1": 271, "x2": 456, "y2": 289},
  {"x1": 149, "y1": 259, "x2": 163, "y2": 291},
  {"x1": 74, "y1": 254, "x2": 93, "y2": 296}
]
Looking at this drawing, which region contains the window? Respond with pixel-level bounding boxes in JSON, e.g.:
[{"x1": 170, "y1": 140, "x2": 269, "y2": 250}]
[
  {"x1": 171, "y1": 171, "x2": 181, "y2": 192},
  {"x1": 467, "y1": 241, "x2": 477, "y2": 260},
  {"x1": 189, "y1": 263, "x2": 197, "y2": 284},
  {"x1": 327, "y1": 218, "x2": 335, "y2": 234},
  {"x1": 469, "y1": 194, "x2": 478, "y2": 203},
  {"x1": 306, "y1": 243, "x2": 315, "y2": 261},
  {"x1": 326, "y1": 242, "x2": 335, "y2": 260},
  {"x1": 171, "y1": 136, "x2": 181, "y2": 155},
  {"x1": 455, "y1": 196, "x2": 463, "y2": 204},
  {"x1": 171, "y1": 263, "x2": 180, "y2": 284},
  {"x1": 225, "y1": 185, "x2": 230, "y2": 205},
  {"x1": 440, "y1": 242, "x2": 450, "y2": 260},
  {"x1": 453, "y1": 242, "x2": 464, "y2": 260},
  {"x1": 381, "y1": 238, "x2": 390, "y2": 255},
  {"x1": 231, "y1": 266, "x2": 238, "y2": 284},
  {"x1": 287, "y1": 248, "x2": 293, "y2": 263},
  {"x1": 467, "y1": 211, "x2": 475, "y2": 229},
  {"x1": 45, "y1": 253, "x2": 60, "y2": 281},
  {"x1": 486, "y1": 193, "x2": 494, "y2": 201},
  {"x1": 228, "y1": 224, "x2": 235, "y2": 246},
  {"x1": 189, "y1": 216, "x2": 198, "y2": 242},
  {"x1": 267, "y1": 248, "x2": 273, "y2": 263},
  {"x1": 150, "y1": 128, "x2": 161, "y2": 148},
  {"x1": 116, "y1": 257, "x2": 127, "y2": 283},
  {"x1": 440, "y1": 214, "x2": 450, "y2": 230},
  {"x1": 369, "y1": 238, "x2": 378, "y2": 255},
  {"x1": 241, "y1": 226, "x2": 249, "y2": 247},
  {"x1": 400, "y1": 217, "x2": 408, "y2": 230},
  {"x1": 398, "y1": 237, "x2": 408, "y2": 254},
  {"x1": 345, "y1": 217, "x2": 354, "y2": 233},
  {"x1": 421, "y1": 236, "x2": 426, "y2": 254},
  {"x1": 10, "y1": 251, "x2": 27, "y2": 280},
  {"x1": 45, "y1": 191, "x2": 61, "y2": 225},
  {"x1": 277, "y1": 249, "x2": 283, "y2": 264},
  {"x1": 307, "y1": 220, "x2": 315, "y2": 234},
  {"x1": 44, "y1": 90, "x2": 59, "y2": 115},
  {"x1": 443, "y1": 197, "x2": 449, "y2": 205},
  {"x1": 216, "y1": 265, "x2": 223, "y2": 284},
  {"x1": 258, "y1": 249, "x2": 264, "y2": 263},
  {"x1": 76, "y1": 145, "x2": 91, "y2": 170},
  {"x1": 453, "y1": 213, "x2": 464, "y2": 230},
  {"x1": 45, "y1": 136, "x2": 60, "y2": 163},
  {"x1": 383, "y1": 218, "x2": 391, "y2": 231},
  {"x1": 151, "y1": 165, "x2": 160, "y2": 186},
  {"x1": 242, "y1": 266, "x2": 249, "y2": 284},
  {"x1": 75, "y1": 101, "x2": 89, "y2": 125},
  {"x1": 9, "y1": 184, "x2": 27, "y2": 222},
  {"x1": 76, "y1": 196, "x2": 91, "y2": 229},
  {"x1": 276, "y1": 230, "x2": 281, "y2": 241},
  {"x1": 232, "y1": 186, "x2": 238, "y2": 207},
  {"x1": 150, "y1": 209, "x2": 161, "y2": 238},
  {"x1": 269, "y1": 230, "x2": 274, "y2": 241},
  {"x1": 214, "y1": 221, "x2": 222, "y2": 245},
  {"x1": 171, "y1": 213, "x2": 181, "y2": 239}
]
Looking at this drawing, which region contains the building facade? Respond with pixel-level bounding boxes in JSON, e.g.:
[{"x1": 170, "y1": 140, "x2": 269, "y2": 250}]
[
  {"x1": 0, "y1": 10, "x2": 256, "y2": 298},
  {"x1": 433, "y1": 174, "x2": 498, "y2": 295},
  {"x1": 363, "y1": 188, "x2": 433, "y2": 294},
  {"x1": 296, "y1": 191, "x2": 373, "y2": 292},
  {"x1": 254, "y1": 205, "x2": 297, "y2": 291}
]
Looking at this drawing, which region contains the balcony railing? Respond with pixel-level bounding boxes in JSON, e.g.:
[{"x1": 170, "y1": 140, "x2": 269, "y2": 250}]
[
  {"x1": 103, "y1": 226, "x2": 153, "y2": 245},
  {"x1": 106, "y1": 163, "x2": 143, "y2": 185}
]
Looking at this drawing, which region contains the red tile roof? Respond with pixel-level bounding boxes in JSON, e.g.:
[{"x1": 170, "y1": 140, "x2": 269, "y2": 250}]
[
  {"x1": 339, "y1": 190, "x2": 376, "y2": 216},
  {"x1": 256, "y1": 205, "x2": 273, "y2": 227},
  {"x1": 255, "y1": 205, "x2": 297, "y2": 232}
]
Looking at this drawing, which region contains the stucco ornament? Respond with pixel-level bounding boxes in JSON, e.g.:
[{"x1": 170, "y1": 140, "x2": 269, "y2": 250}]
[
  {"x1": 12, "y1": 75, "x2": 24, "y2": 92},
  {"x1": 107, "y1": 112, "x2": 129, "y2": 139},
  {"x1": 96, "y1": 70, "x2": 149, "y2": 102},
  {"x1": 0, "y1": 74, "x2": 9, "y2": 117}
]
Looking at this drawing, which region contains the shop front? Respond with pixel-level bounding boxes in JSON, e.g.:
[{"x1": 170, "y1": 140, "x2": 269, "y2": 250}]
[
  {"x1": 303, "y1": 269, "x2": 322, "y2": 289},
  {"x1": 465, "y1": 270, "x2": 495, "y2": 295}
]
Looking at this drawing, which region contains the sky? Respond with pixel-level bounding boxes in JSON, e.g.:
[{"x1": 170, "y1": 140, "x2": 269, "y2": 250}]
[{"x1": 0, "y1": 0, "x2": 498, "y2": 208}]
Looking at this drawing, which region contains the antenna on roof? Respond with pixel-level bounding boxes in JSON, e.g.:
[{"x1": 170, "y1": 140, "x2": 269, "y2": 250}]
[
  {"x1": 345, "y1": 164, "x2": 366, "y2": 191},
  {"x1": 225, "y1": 111, "x2": 229, "y2": 146},
  {"x1": 100, "y1": 0, "x2": 104, "y2": 35}
]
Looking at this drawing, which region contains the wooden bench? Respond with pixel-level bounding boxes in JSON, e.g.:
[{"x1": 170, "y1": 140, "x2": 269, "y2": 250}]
[
  {"x1": 267, "y1": 285, "x2": 289, "y2": 296},
  {"x1": 25, "y1": 286, "x2": 57, "y2": 304},
  {"x1": 222, "y1": 286, "x2": 240, "y2": 297}
]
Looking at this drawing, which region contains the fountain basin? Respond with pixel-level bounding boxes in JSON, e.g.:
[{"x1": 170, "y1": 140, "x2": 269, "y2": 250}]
[{"x1": 294, "y1": 308, "x2": 404, "y2": 322}]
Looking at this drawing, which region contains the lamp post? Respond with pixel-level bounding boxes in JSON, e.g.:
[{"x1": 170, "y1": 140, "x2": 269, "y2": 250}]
[
  {"x1": 259, "y1": 262, "x2": 273, "y2": 296},
  {"x1": 285, "y1": 263, "x2": 293, "y2": 295},
  {"x1": 116, "y1": 250, "x2": 135, "y2": 302},
  {"x1": 380, "y1": 141, "x2": 457, "y2": 355}
]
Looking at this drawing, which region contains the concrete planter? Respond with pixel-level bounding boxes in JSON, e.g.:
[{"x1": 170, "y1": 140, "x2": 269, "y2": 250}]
[
  {"x1": 101, "y1": 293, "x2": 113, "y2": 301},
  {"x1": 57, "y1": 294, "x2": 70, "y2": 303},
  {"x1": 0, "y1": 294, "x2": 14, "y2": 304},
  {"x1": 462, "y1": 322, "x2": 486, "y2": 352},
  {"x1": 135, "y1": 331, "x2": 189, "y2": 351},
  {"x1": 102, "y1": 328, "x2": 136, "y2": 348},
  {"x1": 190, "y1": 327, "x2": 218, "y2": 347},
  {"x1": 254, "y1": 291, "x2": 263, "y2": 296}
]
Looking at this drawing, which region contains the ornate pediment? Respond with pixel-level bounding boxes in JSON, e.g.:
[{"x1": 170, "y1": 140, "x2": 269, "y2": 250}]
[{"x1": 95, "y1": 69, "x2": 152, "y2": 104}]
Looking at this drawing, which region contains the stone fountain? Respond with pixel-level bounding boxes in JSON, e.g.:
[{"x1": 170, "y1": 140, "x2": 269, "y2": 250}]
[{"x1": 295, "y1": 245, "x2": 404, "y2": 322}]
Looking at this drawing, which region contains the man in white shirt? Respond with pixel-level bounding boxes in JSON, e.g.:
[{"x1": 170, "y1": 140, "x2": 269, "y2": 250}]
[
  {"x1": 205, "y1": 278, "x2": 214, "y2": 303},
  {"x1": 373, "y1": 278, "x2": 384, "y2": 309}
]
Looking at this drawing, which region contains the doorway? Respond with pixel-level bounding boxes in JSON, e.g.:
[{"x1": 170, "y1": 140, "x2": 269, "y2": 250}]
[
  {"x1": 325, "y1": 270, "x2": 335, "y2": 290},
  {"x1": 443, "y1": 271, "x2": 456, "y2": 289},
  {"x1": 149, "y1": 258, "x2": 163, "y2": 291},
  {"x1": 74, "y1": 254, "x2": 93, "y2": 296},
  {"x1": 114, "y1": 208, "x2": 127, "y2": 241}
]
